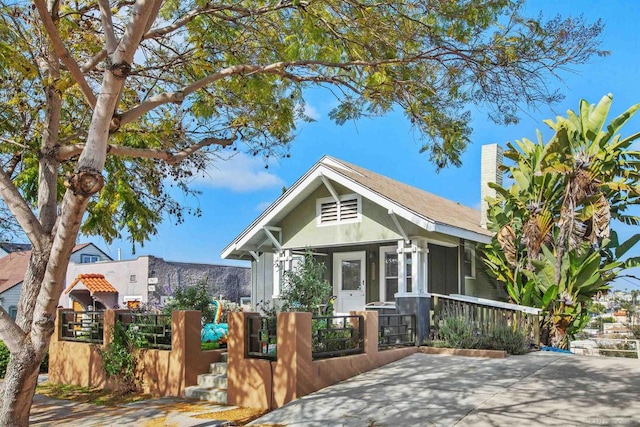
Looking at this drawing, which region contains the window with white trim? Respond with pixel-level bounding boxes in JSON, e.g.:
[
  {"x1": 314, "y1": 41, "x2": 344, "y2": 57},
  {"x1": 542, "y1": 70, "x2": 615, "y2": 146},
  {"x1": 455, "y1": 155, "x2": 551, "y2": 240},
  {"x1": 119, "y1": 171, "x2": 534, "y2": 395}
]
[
  {"x1": 464, "y1": 242, "x2": 476, "y2": 279},
  {"x1": 80, "y1": 254, "x2": 99, "y2": 263},
  {"x1": 316, "y1": 194, "x2": 361, "y2": 226}
]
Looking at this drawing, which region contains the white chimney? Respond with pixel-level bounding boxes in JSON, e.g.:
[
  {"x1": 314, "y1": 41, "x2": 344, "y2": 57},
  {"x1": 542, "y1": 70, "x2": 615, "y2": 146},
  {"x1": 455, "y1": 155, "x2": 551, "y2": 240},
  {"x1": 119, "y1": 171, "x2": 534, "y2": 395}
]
[{"x1": 480, "y1": 144, "x2": 503, "y2": 228}]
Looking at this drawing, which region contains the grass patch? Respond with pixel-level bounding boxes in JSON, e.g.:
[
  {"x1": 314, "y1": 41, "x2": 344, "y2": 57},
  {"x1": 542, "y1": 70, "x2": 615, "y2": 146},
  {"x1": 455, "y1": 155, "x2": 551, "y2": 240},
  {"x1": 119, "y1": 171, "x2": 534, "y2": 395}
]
[
  {"x1": 201, "y1": 341, "x2": 221, "y2": 351},
  {"x1": 36, "y1": 382, "x2": 151, "y2": 406}
]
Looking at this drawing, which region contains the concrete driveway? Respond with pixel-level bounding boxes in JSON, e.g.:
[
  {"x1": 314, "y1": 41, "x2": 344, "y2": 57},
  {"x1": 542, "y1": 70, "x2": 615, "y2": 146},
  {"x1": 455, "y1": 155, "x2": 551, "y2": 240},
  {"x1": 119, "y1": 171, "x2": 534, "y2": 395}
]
[{"x1": 249, "y1": 352, "x2": 640, "y2": 427}]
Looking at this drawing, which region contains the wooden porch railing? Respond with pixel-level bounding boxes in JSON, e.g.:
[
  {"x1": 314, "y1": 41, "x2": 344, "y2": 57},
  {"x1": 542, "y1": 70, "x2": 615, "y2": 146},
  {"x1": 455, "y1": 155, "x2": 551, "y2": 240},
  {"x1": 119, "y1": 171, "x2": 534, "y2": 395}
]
[{"x1": 431, "y1": 293, "x2": 541, "y2": 345}]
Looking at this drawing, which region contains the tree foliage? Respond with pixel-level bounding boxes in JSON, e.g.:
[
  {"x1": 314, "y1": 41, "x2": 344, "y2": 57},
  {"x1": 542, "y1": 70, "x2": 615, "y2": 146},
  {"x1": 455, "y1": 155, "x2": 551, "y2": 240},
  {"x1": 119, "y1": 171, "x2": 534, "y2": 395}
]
[
  {"x1": 0, "y1": 0, "x2": 608, "y2": 422},
  {"x1": 482, "y1": 94, "x2": 640, "y2": 348}
]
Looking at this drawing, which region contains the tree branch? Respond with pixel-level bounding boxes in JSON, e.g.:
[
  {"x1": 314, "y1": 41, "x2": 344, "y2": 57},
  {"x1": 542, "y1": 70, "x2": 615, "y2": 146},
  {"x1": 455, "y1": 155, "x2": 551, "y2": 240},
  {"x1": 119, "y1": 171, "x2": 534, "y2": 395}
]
[
  {"x1": 32, "y1": 0, "x2": 97, "y2": 109},
  {"x1": 98, "y1": 0, "x2": 118, "y2": 54},
  {"x1": 57, "y1": 136, "x2": 236, "y2": 164},
  {"x1": 117, "y1": 52, "x2": 445, "y2": 127},
  {"x1": 0, "y1": 169, "x2": 47, "y2": 252},
  {"x1": 0, "y1": 308, "x2": 26, "y2": 353}
]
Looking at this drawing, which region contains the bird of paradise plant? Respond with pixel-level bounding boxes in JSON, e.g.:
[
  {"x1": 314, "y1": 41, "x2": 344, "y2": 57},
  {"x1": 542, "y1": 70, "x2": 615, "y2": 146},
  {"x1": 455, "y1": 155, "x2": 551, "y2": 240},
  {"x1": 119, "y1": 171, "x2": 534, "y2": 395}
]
[{"x1": 482, "y1": 94, "x2": 640, "y2": 348}]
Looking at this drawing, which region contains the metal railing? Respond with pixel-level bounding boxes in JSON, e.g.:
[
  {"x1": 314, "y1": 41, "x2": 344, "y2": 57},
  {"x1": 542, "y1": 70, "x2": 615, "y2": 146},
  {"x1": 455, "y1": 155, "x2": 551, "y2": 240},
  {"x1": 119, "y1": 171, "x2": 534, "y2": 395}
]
[
  {"x1": 312, "y1": 315, "x2": 364, "y2": 360},
  {"x1": 431, "y1": 293, "x2": 540, "y2": 344},
  {"x1": 378, "y1": 313, "x2": 416, "y2": 349},
  {"x1": 118, "y1": 312, "x2": 172, "y2": 350},
  {"x1": 59, "y1": 310, "x2": 104, "y2": 344},
  {"x1": 246, "y1": 316, "x2": 277, "y2": 360},
  {"x1": 571, "y1": 338, "x2": 640, "y2": 359}
]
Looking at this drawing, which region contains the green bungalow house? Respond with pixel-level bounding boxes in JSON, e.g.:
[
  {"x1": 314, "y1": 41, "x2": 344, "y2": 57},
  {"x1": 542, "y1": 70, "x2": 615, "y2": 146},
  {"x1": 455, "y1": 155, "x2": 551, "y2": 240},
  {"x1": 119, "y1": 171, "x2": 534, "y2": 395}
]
[{"x1": 222, "y1": 146, "x2": 508, "y2": 315}]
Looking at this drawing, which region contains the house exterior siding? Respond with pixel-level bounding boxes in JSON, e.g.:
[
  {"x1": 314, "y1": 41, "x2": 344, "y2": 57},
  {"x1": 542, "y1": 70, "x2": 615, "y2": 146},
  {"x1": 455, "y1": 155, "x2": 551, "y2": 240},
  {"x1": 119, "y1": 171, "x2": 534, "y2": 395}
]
[
  {"x1": 69, "y1": 245, "x2": 112, "y2": 264},
  {"x1": 281, "y1": 184, "x2": 421, "y2": 249},
  {"x1": 252, "y1": 253, "x2": 275, "y2": 308},
  {"x1": 0, "y1": 285, "x2": 22, "y2": 313}
]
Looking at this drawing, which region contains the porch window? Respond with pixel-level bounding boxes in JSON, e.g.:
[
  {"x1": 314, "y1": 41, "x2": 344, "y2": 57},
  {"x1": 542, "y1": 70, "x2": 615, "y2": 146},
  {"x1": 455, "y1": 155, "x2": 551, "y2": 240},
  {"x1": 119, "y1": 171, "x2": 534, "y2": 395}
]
[
  {"x1": 341, "y1": 260, "x2": 362, "y2": 291},
  {"x1": 464, "y1": 243, "x2": 476, "y2": 279},
  {"x1": 316, "y1": 194, "x2": 361, "y2": 226},
  {"x1": 380, "y1": 245, "x2": 416, "y2": 301},
  {"x1": 405, "y1": 253, "x2": 412, "y2": 293},
  {"x1": 383, "y1": 251, "x2": 398, "y2": 301}
]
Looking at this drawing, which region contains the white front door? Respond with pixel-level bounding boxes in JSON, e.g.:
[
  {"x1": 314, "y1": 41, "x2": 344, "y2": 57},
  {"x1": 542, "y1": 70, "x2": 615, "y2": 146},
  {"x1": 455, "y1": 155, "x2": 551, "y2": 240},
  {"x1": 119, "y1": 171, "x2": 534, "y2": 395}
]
[{"x1": 333, "y1": 251, "x2": 366, "y2": 313}]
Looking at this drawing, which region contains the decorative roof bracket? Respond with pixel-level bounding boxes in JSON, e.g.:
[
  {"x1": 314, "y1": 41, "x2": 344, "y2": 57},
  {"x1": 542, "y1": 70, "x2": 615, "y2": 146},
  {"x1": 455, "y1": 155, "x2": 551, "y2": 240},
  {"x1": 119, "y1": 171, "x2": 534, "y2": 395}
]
[
  {"x1": 389, "y1": 210, "x2": 410, "y2": 243},
  {"x1": 262, "y1": 226, "x2": 282, "y2": 252}
]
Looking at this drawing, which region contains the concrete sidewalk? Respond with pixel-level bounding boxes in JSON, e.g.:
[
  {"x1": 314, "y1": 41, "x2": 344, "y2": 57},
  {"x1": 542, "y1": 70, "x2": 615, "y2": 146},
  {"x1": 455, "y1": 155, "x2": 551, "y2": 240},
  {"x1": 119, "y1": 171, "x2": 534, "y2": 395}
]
[
  {"x1": 29, "y1": 393, "x2": 238, "y2": 426},
  {"x1": 249, "y1": 352, "x2": 640, "y2": 427}
]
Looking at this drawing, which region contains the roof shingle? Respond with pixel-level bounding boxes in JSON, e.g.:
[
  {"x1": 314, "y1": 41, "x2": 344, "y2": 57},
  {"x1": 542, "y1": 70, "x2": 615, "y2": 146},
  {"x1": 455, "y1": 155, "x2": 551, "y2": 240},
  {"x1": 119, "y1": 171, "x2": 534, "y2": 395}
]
[{"x1": 65, "y1": 274, "x2": 118, "y2": 294}]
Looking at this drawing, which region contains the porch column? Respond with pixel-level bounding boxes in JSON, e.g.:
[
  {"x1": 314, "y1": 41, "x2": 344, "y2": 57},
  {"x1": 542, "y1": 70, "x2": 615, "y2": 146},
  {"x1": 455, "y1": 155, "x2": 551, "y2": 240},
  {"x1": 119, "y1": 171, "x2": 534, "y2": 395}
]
[
  {"x1": 395, "y1": 240, "x2": 431, "y2": 345},
  {"x1": 396, "y1": 240, "x2": 406, "y2": 294},
  {"x1": 411, "y1": 241, "x2": 421, "y2": 295}
]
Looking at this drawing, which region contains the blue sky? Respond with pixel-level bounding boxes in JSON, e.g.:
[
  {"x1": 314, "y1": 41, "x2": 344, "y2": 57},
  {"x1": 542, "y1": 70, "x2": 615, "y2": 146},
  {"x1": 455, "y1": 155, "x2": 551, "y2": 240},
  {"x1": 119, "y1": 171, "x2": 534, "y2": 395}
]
[{"x1": 95, "y1": 1, "x2": 640, "y2": 291}]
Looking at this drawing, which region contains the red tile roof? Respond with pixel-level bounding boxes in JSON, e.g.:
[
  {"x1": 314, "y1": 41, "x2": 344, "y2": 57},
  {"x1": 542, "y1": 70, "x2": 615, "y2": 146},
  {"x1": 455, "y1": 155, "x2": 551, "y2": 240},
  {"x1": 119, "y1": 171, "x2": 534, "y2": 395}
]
[{"x1": 65, "y1": 274, "x2": 118, "y2": 294}]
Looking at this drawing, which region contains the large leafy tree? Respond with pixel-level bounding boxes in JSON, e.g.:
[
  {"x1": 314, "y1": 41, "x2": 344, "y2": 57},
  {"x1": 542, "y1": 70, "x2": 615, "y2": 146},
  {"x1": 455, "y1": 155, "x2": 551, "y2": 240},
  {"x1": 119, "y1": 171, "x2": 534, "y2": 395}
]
[
  {"x1": 0, "y1": 0, "x2": 606, "y2": 423},
  {"x1": 483, "y1": 94, "x2": 640, "y2": 349}
]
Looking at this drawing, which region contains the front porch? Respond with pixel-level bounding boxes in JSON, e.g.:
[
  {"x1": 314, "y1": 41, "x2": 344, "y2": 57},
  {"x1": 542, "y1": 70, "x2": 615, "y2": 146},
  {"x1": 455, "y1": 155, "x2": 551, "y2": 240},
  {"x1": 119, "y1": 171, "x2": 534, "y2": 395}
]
[{"x1": 266, "y1": 237, "x2": 484, "y2": 316}]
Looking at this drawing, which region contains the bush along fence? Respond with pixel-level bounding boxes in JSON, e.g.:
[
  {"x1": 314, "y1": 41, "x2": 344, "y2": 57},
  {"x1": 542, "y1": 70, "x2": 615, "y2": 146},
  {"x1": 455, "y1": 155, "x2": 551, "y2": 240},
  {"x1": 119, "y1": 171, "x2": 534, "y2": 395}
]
[
  {"x1": 430, "y1": 294, "x2": 541, "y2": 355},
  {"x1": 228, "y1": 311, "x2": 418, "y2": 410},
  {"x1": 49, "y1": 309, "x2": 225, "y2": 397}
]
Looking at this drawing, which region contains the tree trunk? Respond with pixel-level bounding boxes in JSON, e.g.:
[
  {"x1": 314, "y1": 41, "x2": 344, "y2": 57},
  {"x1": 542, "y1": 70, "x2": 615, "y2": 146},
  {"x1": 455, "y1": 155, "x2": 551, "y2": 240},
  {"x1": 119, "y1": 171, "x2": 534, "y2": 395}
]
[
  {"x1": 0, "y1": 343, "x2": 43, "y2": 426},
  {"x1": 0, "y1": 251, "x2": 51, "y2": 426}
]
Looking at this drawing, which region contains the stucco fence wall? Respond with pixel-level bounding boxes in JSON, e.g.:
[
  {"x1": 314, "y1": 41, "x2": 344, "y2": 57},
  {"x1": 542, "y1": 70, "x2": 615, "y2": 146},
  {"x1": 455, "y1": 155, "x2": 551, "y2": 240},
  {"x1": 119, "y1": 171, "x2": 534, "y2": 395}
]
[
  {"x1": 227, "y1": 311, "x2": 418, "y2": 410},
  {"x1": 49, "y1": 309, "x2": 224, "y2": 397}
]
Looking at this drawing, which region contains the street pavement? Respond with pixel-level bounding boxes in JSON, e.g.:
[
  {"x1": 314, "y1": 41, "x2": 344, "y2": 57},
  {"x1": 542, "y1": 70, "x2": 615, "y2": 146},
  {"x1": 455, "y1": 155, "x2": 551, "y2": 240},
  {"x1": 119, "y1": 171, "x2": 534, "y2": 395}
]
[
  {"x1": 249, "y1": 351, "x2": 640, "y2": 427},
  {"x1": 27, "y1": 351, "x2": 640, "y2": 426}
]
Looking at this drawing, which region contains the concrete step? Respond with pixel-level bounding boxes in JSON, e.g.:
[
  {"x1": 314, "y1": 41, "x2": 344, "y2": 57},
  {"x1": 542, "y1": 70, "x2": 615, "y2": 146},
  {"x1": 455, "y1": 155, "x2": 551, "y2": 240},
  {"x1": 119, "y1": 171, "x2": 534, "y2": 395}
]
[
  {"x1": 220, "y1": 352, "x2": 228, "y2": 363},
  {"x1": 184, "y1": 386, "x2": 228, "y2": 404},
  {"x1": 209, "y1": 362, "x2": 228, "y2": 375},
  {"x1": 197, "y1": 373, "x2": 228, "y2": 389}
]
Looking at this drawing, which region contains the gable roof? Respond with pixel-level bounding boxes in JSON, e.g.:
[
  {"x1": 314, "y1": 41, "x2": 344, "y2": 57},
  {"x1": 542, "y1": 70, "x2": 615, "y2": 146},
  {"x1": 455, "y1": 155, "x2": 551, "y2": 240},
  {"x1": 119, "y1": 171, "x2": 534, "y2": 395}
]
[
  {"x1": 0, "y1": 243, "x2": 111, "y2": 295},
  {"x1": 65, "y1": 274, "x2": 118, "y2": 294},
  {"x1": 72, "y1": 242, "x2": 113, "y2": 261},
  {"x1": 0, "y1": 251, "x2": 31, "y2": 294},
  {"x1": 222, "y1": 156, "x2": 492, "y2": 260},
  {"x1": 0, "y1": 242, "x2": 31, "y2": 253}
]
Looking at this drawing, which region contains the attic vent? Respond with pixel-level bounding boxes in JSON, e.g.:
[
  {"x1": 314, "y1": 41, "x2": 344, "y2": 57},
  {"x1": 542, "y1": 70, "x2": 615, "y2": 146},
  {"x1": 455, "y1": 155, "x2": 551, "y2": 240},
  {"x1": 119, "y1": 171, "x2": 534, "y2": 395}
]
[{"x1": 317, "y1": 194, "x2": 361, "y2": 225}]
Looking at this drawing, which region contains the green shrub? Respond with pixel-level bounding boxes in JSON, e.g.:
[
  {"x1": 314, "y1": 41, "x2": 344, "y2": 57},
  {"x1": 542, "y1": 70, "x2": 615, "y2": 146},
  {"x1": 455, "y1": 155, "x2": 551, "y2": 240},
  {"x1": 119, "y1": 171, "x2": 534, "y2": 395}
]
[
  {"x1": 163, "y1": 279, "x2": 215, "y2": 323},
  {"x1": 0, "y1": 341, "x2": 49, "y2": 378},
  {"x1": 0, "y1": 341, "x2": 9, "y2": 378},
  {"x1": 219, "y1": 300, "x2": 242, "y2": 323},
  {"x1": 281, "y1": 249, "x2": 332, "y2": 313},
  {"x1": 99, "y1": 322, "x2": 145, "y2": 393},
  {"x1": 489, "y1": 325, "x2": 530, "y2": 355},
  {"x1": 39, "y1": 351, "x2": 49, "y2": 373},
  {"x1": 437, "y1": 317, "x2": 477, "y2": 349}
]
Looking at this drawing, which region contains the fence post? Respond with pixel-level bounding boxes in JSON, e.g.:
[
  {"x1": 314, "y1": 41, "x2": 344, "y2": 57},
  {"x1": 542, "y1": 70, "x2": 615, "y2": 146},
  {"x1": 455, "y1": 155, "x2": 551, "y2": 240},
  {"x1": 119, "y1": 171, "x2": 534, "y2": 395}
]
[
  {"x1": 636, "y1": 340, "x2": 640, "y2": 359},
  {"x1": 273, "y1": 312, "x2": 312, "y2": 407},
  {"x1": 103, "y1": 309, "x2": 115, "y2": 347}
]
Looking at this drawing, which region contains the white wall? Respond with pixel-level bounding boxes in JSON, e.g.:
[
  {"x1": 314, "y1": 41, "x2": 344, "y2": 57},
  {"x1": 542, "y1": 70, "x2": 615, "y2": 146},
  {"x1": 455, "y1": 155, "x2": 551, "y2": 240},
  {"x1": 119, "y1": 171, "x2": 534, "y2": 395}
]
[{"x1": 62, "y1": 257, "x2": 150, "y2": 308}]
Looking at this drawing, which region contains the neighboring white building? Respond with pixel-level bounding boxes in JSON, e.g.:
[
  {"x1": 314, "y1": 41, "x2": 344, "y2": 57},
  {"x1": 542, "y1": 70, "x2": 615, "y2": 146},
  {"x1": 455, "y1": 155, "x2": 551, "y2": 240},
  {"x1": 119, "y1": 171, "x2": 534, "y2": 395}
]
[
  {"x1": 62, "y1": 255, "x2": 251, "y2": 310},
  {"x1": 0, "y1": 243, "x2": 111, "y2": 318}
]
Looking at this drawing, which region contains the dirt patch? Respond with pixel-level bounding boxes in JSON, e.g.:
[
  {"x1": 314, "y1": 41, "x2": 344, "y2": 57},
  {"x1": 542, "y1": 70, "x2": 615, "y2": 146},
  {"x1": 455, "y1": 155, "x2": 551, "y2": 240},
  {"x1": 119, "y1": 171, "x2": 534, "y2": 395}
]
[
  {"x1": 193, "y1": 407, "x2": 268, "y2": 425},
  {"x1": 36, "y1": 382, "x2": 152, "y2": 406}
]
